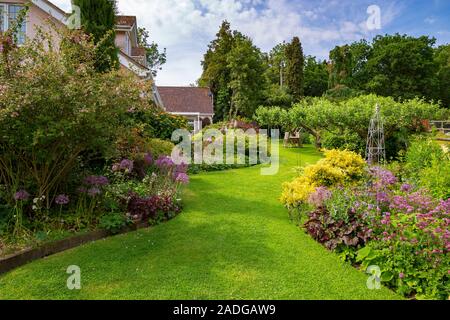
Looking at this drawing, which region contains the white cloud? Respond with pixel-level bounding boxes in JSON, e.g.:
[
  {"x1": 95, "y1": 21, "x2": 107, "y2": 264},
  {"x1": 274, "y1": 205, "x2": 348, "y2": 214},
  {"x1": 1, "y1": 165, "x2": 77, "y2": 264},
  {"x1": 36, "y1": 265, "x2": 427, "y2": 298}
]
[
  {"x1": 48, "y1": 0, "x2": 400, "y2": 85},
  {"x1": 424, "y1": 17, "x2": 436, "y2": 25}
]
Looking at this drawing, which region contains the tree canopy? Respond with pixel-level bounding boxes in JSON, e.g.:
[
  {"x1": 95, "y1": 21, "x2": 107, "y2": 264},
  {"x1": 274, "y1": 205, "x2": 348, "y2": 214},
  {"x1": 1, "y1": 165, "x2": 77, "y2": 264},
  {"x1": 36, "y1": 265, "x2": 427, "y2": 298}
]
[
  {"x1": 137, "y1": 27, "x2": 167, "y2": 77},
  {"x1": 199, "y1": 21, "x2": 266, "y2": 120}
]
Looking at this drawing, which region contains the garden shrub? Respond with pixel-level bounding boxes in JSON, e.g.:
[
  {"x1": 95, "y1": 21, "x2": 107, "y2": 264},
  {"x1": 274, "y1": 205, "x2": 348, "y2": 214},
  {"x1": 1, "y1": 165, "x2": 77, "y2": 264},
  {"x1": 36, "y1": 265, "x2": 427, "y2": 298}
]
[
  {"x1": 304, "y1": 207, "x2": 372, "y2": 251},
  {"x1": 0, "y1": 26, "x2": 151, "y2": 208},
  {"x1": 148, "y1": 112, "x2": 189, "y2": 140},
  {"x1": 419, "y1": 158, "x2": 450, "y2": 200},
  {"x1": 281, "y1": 149, "x2": 366, "y2": 209},
  {"x1": 0, "y1": 24, "x2": 191, "y2": 254},
  {"x1": 290, "y1": 159, "x2": 450, "y2": 300},
  {"x1": 403, "y1": 138, "x2": 450, "y2": 199},
  {"x1": 99, "y1": 212, "x2": 130, "y2": 234},
  {"x1": 146, "y1": 138, "x2": 175, "y2": 159},
  {"x1": 322, "y1": 130, "x2": 365, "y2": 155},
  {"x1": 405, "y1": 138, "x2": 446, "y2": 175}
]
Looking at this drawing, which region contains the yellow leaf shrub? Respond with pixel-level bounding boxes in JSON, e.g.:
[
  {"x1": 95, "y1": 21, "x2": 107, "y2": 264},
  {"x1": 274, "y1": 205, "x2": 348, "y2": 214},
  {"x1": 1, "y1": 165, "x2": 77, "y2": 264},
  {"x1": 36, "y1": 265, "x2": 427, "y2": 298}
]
[
  {"x1": 281, "y1": 149, "x2": 366, "y2": 208},
  {"x1": 280, "y1": 176, "x2": 317, "y2": 207},
  {"x1": 322, "y1": 149, "x2": 366, "y2": 179},
  {"x1": 303, "y1": 162, "x2": 345, "y2": 187}
]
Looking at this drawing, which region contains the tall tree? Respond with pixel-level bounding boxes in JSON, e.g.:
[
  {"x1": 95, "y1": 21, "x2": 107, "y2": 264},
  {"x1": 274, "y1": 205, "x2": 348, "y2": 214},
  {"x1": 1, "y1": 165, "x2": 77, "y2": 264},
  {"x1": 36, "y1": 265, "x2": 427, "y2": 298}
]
[
  {"x1": 72, "y1": 0, "x2": 119, "y2": 72},
  {"x1": 227, "y1": 33, "x2": 267, "y2": 118},
  {"x1": 328, "y1": 40, "x2": 371, "y2": 90},
  {"x1": 137, "y1": 27, "x2": 167, "y2": 77},
  {"x1": 199, "y1": 21, "x2": 234, "y2": 121},
  {"x1": 366, "y1": 34, "x2": 437, "y2": 100},
  {"x1": 304, "y1": 56, "x2": 329, "y2": 97},
  {"x1": 285, "y1": 37, "x2": 305, "y2": 102},
  {"x1": 262, "y1": 42, "x2": 293, "y2": 108},
  {"x1": 328, "y1": 44, "x2": 352, "y2": 89},
  {"x1": 266, "y1": 42, "x2": 288, "y2": 88},
  {"x1": 435, "y1": 44, "x2": 450, "y2": 107}
]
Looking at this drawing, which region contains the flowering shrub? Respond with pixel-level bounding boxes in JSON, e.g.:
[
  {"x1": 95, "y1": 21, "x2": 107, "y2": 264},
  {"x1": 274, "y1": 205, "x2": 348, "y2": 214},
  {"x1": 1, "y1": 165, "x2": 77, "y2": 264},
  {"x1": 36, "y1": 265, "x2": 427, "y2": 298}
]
[
  {"x1": 296, "y1": 162, "x2": 449, "y2": 299},
  {"x1": 0, "y1": 26, "x2": 154, "y2": 209},
  {"x1": 0, "y1": 24, "x2": 190, "y2": 254},
  {"x1": 281, "y1": 149, "x2": 366, "y2": 209},
  {"x1": 282, "y1": 143, "x2": 449, "y2": 299}
]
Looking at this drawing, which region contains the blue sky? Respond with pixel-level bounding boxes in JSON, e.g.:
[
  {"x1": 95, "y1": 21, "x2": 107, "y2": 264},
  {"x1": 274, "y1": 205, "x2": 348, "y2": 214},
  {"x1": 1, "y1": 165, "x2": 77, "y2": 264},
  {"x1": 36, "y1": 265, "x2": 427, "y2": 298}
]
[{"x1": 51, "y1": 0, "x2": 450, "y2": 85}]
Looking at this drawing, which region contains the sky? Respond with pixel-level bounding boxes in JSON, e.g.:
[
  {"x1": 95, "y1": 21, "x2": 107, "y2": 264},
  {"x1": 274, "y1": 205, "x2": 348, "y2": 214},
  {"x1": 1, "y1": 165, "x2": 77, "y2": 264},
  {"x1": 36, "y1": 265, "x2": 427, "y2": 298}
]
[{"x1": 51, "y1": 0, "x2": 450, "y2": 86}]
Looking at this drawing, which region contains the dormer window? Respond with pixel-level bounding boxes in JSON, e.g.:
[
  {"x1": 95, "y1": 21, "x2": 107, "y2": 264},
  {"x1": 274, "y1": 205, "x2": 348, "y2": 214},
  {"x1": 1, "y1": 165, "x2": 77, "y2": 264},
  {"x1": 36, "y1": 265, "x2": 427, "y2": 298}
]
[{"x1": 0, "y1": 4, "x2": 26, "y2": 44}]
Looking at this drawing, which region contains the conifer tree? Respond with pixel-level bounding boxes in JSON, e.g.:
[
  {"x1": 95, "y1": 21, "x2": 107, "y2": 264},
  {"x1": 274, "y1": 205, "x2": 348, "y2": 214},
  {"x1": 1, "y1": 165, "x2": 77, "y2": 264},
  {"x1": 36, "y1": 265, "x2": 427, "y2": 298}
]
[
  {"x1": 72, "y1": 0, "x2": 119, "y2": 72},
  {"x1": 285, "y1": 36, "x2": 305, "y2": 101}
]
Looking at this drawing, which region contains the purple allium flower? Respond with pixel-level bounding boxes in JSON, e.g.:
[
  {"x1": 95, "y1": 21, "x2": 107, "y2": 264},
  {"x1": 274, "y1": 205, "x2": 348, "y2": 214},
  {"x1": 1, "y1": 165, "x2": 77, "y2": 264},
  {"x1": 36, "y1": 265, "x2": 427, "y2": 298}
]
[
  {"x1": 120, "y1": 159, "x2": 134, "y2": 172},
  {"x1": 14, "y1": 190, "x2": 30, "y2": 201},
  {"x1": 87, "y1": 187, "x2": 101, "y2": 197},
  {"x1": 144, "y1": 153, "x2": 153, "y2": 166},
  {"x1": 400, "y1": 183, "x2": 412, "y2": 192},
  {"x1": 77, "y1": 187, "x2": 87, "y2": 194},
  {"x1": 399, "y1": 273, "x2": 405, "y2": 279},
  {"x1": 370, "y1": 166, "x2": 398, "y2": 186},
  {"x1": 155, "y1": 156, "x2": 174, "y2": 169},
  {"x1": 84, "y1": 175, "x2": 109, "y2": 186},
  {"x1": 174, "y1": 173, "x2": 190, "y2": 184},
  {"x1": 175, "y1": 162, "x2": 189, "y2": 174},
  {"x1": 55, "y1": 194, "x2": 70, "y2": 205}
]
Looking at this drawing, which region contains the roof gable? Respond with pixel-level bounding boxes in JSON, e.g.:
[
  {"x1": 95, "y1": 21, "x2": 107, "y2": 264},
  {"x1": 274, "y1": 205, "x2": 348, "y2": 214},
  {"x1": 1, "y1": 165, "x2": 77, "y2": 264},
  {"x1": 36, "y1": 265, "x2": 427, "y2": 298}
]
[{"x1": 157, "y1": 87, "x2": 214, "y2": 115}]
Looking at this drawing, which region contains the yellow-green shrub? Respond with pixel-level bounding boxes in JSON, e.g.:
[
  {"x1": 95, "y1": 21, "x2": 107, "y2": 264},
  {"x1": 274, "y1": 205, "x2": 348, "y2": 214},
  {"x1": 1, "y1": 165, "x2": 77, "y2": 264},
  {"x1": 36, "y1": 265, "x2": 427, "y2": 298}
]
[
  {"x1": 321, "y1": 149, "x2": 366, "y2": 179},
  {"x1": 146, "y1": 138, "x2": 175, "y2": 159},
  {"x1": 281, "y1": 149, "x2": 366, "y2": 208},
  {"x1": 280, "y1": 176, "x2": 316, "y2": 207}
]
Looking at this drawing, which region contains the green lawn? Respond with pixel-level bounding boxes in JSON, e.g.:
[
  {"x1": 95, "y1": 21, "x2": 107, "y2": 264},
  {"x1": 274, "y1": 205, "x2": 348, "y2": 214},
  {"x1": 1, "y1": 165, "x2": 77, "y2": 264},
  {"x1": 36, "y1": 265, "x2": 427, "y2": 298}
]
[{"x1": 0, "y1": 146, "x2": 401, "y2": 299}]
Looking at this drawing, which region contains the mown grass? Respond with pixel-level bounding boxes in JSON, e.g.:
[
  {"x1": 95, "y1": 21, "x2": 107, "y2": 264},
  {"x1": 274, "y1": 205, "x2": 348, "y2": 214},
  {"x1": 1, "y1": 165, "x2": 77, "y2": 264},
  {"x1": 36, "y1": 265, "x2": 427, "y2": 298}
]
[{"x1": 0, "y1": 145, "x2": 401, "y2": 299}]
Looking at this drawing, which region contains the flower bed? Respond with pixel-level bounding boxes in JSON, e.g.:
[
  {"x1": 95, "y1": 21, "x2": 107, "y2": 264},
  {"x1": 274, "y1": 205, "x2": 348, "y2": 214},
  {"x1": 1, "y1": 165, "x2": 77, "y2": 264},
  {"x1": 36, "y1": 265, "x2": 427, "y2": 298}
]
[{"x1": 281, "y1": 148, "x2": 449, "y2": 300}]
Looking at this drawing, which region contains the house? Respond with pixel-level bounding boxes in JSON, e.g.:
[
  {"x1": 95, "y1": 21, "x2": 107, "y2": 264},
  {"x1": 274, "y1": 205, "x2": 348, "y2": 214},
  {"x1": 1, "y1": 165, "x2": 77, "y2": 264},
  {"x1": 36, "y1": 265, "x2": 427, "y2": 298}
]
[
  {"x1": 156, "y1": 86, "x2": 215, "y2": 133},
  {"x1": 0, "y1": 0, "x2": 160, "y2": 103},
  {"x1": 1, "y1": 1, "x2": 215, "y2": 125}
]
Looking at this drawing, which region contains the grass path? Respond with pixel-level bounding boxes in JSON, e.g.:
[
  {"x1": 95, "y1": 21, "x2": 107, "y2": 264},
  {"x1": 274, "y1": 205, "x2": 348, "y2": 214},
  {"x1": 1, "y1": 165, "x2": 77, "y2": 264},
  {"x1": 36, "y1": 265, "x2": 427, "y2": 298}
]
[{"x1": 0, "y1": 146, "x2": 400, "y2": 299}]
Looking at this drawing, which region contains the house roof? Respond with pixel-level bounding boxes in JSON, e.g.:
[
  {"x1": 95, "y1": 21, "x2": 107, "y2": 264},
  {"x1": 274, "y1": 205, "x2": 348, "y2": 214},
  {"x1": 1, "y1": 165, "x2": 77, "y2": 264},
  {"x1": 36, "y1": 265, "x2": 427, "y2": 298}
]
[
  {"x1": 33, "y1": 1, "x2": 150, "y2": 79},
  {"x1": 131, "y1": 47, "x2": 146, "y2": 57},
  {"x1": 116, "y1": 16, "x2": 137, "y2": 28},
  {"x1": 157, "y1": 87, "x2": 214, "y2": 115}
]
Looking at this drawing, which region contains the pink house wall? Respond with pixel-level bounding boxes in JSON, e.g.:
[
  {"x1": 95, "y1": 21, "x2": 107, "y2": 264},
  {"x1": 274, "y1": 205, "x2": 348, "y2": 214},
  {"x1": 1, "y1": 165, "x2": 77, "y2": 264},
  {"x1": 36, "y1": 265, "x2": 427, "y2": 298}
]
[{"x1": 1, "y1": 0, "x2": 65, "y2": 40}]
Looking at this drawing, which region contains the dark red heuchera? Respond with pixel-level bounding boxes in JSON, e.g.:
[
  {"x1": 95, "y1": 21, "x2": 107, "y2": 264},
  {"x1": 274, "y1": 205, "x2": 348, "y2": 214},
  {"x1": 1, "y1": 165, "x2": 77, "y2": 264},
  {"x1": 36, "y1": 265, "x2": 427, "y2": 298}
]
[
  {"x1": 127, "y1": 192, "x2": 181, "y2": 222},
  {"x1": 304, "y1": 207, "x2": 372, "y2": 251}
]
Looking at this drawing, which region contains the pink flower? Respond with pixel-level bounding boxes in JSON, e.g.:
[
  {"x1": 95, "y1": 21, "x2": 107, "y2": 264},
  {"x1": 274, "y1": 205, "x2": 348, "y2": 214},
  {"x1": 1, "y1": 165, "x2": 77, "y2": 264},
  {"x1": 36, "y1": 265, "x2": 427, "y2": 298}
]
[
  {"x1": 55, "y1": 194, "x2": 70, "y2": 205},
  {"x1": 14, "y1": 190, "x2": 30, "y2": 201}
]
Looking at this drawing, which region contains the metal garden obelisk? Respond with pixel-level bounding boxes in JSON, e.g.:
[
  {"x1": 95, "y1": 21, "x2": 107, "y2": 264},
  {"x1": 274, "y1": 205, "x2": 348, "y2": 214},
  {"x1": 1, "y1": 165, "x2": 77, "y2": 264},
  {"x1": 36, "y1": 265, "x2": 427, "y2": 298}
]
[{"x1": 366, "y1": 104, "x2": 386, "y2": 165}]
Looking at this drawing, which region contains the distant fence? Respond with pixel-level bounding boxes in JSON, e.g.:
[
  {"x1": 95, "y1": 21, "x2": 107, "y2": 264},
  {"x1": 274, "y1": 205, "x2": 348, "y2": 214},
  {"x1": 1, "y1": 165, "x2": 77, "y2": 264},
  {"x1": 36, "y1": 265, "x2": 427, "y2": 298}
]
[{"x1": 430, "y1": 120, "x2": 450, "y2": 134}]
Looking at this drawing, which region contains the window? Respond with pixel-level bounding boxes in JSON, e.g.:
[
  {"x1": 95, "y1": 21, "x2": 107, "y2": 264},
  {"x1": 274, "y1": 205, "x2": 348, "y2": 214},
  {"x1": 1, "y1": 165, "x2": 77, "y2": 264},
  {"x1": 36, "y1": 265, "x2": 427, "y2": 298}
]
[
  {"x1": 8, "y1": 5, "x2": 26, "y2": 44},
  {"x1": 0, "y1": 4, "x2": 27, "y2": 44},
  {"x1": 0, "y1": 5, "x2": 5, "y2": 33}
]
